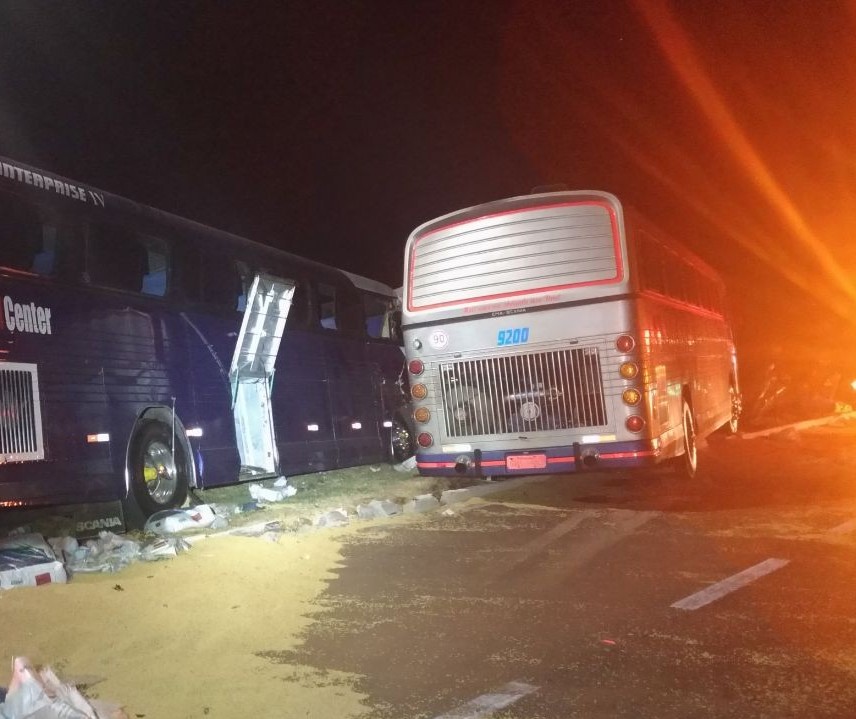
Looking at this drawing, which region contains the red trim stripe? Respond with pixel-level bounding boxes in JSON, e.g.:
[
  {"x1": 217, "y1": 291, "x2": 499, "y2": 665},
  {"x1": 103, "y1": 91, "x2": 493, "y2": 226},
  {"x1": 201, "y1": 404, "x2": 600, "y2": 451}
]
[{"x1": 599, "y1": 450, "x2": 657, "y2": 459}]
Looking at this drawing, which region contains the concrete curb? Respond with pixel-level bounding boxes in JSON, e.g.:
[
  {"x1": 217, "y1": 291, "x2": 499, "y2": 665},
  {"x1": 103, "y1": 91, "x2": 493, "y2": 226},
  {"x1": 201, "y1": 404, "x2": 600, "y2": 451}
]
[
  {"x1": 191, "y1": 473, "x2": 553, "y2": 542},
  {"x1": 738, "y1": 411, "x2": 856, "y2": 440}
]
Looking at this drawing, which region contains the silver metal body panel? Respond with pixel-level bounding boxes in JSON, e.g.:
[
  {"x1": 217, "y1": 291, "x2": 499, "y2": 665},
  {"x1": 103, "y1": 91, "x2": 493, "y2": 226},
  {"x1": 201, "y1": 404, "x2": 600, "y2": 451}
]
[{"x1": 403, "y1": 191, "x2": 737, "y2": 468}]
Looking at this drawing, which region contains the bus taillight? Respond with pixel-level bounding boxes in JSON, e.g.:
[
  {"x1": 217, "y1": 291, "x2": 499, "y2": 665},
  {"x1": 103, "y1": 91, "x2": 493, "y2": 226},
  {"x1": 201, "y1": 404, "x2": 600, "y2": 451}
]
[
  {"x1": 411, "y1": 383, "x2": 428, "y2": 400},
  {"x1": 417, "y1": 432, "x2": 434, "y2": 447},
  {"x1": 413, "y1": 407, "x2": 430, "y2": 423},
  {"x1": 622, "y1": 388, "x2": 641, "y2": 405},
  {"x1": 616, "y1": 334, "x2": 635, "y2": 353},
  {"x1": 408, "y1": 359, "x2": 425, "y2": 375},
  {"x1": 619, "y1": 362, "x2": 639, "y2": 379},
  {"x1": 626, "y1": 415, "x2": 645, "y2": 432}
]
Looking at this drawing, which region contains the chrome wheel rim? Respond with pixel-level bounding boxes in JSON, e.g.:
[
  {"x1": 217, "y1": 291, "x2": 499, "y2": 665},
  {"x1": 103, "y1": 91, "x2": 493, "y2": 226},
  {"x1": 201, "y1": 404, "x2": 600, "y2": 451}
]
[{"x1": 142, "y1": 439, "x2": 178, "y2": 503}]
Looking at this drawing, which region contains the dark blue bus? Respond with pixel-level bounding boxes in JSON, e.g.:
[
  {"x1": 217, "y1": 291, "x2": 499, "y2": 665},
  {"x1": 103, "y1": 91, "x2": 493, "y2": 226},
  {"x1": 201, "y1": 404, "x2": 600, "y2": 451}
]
[{"x1": 0, "y1": 156, "x2": 412, "y2": 528}]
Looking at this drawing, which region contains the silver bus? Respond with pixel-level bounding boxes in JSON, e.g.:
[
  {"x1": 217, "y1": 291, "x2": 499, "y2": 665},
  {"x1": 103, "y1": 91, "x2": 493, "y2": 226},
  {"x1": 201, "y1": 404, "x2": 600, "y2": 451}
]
[{"x1": 401, "y1": 190, "x2": 740, "y2": 480}]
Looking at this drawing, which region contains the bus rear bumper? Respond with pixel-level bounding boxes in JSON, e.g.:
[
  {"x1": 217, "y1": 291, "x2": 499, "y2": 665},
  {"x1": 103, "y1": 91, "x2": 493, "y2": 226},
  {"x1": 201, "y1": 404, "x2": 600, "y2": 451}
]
[{"x1": 415, "y1": 440, "x2": 660, "y2": 477}]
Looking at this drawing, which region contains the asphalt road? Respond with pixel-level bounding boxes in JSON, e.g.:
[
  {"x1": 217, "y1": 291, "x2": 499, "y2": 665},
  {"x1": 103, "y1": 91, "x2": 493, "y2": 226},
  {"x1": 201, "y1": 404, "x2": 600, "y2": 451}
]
[{"x1": 261, "y1": 420, "x2": 856, "y2": 718}]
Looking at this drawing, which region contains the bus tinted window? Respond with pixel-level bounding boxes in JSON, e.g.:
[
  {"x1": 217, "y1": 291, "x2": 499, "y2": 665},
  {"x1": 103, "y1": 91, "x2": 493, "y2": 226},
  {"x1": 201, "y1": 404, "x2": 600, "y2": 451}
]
[
  {"x1": 362, "y1": 293, "x2": 399, "y2": 340},
  {"x1": 88, "y1": 224, "x2": 168, "y2": 296},
  {"x1": 286, "y1": 280, "x2": 309, "y2": 329},
  {"x1": 199, "y1": 252, "x2": 246, "y2": 312},
  {"x1": 0, "y1": 190, "x2": 61, "y2": 277},
  {"x1": 317, "y1": 282, "x2": 338, "y2": 330}
]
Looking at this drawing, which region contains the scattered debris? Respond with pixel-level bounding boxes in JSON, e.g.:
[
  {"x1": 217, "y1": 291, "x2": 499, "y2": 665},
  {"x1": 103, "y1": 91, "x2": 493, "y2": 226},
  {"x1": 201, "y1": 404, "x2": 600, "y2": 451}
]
[
  {"x1": 0, "y1": 655, "x2": 127, "y2": 718},
  {"x1": 393, "y1": 456, "x2": 417, "y2": 472},
  {"x1": 144, "y1": 505, "x2": 221, "y2": 535},
  {"x1": 248, "y1": 479, "x2": 297, "y2": 503},
  {"x1": 404, "y1": 494, "x2": 441, "y2": 514},
  {"x1": 0, "y1": 533, "x2": 67, "y2": 590},
  {"x1": 356, "y1": 499, "x2": 403, "y2": 520},
  {"x1": 313, "y1": 509, "x2": 349, "y2": 528}
]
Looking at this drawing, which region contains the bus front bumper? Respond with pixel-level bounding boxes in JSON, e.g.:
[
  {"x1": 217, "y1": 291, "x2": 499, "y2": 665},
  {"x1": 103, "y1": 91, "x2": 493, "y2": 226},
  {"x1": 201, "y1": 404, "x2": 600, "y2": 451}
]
[{"x1": 415, "y1": 440, "x2": 661, "y2": 477}]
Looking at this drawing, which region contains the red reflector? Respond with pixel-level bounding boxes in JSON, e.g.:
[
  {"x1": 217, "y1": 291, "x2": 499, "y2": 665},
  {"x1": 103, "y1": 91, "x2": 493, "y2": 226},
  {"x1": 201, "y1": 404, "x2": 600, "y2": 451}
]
[
  {"x1": 417, "y1": 432, "x2": 433, "y2": 447},
  {"x1": 626, "y1": 415, "x2": 645, "y2": 432},
  {"x1": 408, "y1": 359, "x2": 424, "y2": 375}
]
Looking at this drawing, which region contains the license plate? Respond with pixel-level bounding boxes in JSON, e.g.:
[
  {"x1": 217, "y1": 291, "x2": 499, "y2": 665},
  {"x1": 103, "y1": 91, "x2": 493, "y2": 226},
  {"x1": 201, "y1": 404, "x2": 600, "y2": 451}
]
[{"x1": 506, "y1": 453, "x2": 547, "y2": 470}]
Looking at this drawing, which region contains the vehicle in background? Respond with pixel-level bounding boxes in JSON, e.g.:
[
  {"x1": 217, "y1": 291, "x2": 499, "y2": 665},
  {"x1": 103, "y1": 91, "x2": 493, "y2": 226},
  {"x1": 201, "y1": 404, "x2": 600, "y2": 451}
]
[
  {"x1": 401, "y1": 190, "x2": 739, "y2": 480},
  {"x1": 0, "y1": 156, "x2": 412, "y2": 528}
]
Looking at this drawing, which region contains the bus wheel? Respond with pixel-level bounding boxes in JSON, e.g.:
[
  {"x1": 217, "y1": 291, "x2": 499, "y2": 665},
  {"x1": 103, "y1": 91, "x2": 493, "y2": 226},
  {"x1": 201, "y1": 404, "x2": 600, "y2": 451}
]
[
  {"x1": 725, "y1": 382, "x2": 741, "y2": 435},
  {"x1": 127, "y1": 421, "x2": 189, "y2": 520},
  {"x1": 674, "y1": 399, "x2": 698, "y2": 479},
  {"x1": 390, "y1": 415, "x2": 414, "y2": 463}
]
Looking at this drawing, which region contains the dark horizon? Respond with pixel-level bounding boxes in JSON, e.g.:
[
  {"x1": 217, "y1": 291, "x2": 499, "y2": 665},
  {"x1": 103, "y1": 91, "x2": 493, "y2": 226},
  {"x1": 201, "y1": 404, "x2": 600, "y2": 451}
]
[{"x1": 3, "y1": 0, "x2": 855, "y2": 372}]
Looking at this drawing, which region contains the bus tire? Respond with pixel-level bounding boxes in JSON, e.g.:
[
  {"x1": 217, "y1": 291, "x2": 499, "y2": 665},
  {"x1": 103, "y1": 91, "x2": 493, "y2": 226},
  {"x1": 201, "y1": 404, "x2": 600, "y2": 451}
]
[
  {"x1": 390, "y1": 414, "x2": 415, "y2": 463},
  {"x1": 673, "y1": 398, "x2": 698, "y2": 480},
  {"x1": 126, "y1": 420, "x2": 190, "y2": 522},
  {"x1": 724, "y1": 380, "x2": 741, "y2": 435}
]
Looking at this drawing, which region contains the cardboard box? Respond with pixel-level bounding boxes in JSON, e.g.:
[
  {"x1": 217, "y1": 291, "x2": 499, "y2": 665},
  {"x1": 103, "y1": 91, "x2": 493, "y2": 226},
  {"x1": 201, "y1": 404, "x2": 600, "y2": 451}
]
[{"x1": 0, "y1": 533, "x2": 68, "y2": 590}]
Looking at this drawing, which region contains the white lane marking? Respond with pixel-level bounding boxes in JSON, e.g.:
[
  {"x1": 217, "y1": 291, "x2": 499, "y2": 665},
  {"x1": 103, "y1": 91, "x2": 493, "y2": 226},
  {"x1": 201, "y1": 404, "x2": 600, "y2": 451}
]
[
  {"x1": 502, "y1": 509, "x2": 659, "y2": 576},
  {"x1": 828, "y1": 518, "x2": 856, "y2": 534},
  {"x1": 433, "y1": 681, "x2": 538, "y2": 719},
  {"x1": 516, "y1": 513, "x2": 590, "y2": 556},
  {"x1": 671, "y1": 558, "x2": 790, "y2": 611}
]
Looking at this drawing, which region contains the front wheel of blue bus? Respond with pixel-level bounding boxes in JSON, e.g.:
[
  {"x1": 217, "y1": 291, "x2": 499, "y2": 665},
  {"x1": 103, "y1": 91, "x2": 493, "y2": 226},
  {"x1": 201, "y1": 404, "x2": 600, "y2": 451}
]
[{"x1": 126, "y1": 421, "x2": 190, "y2": 525}]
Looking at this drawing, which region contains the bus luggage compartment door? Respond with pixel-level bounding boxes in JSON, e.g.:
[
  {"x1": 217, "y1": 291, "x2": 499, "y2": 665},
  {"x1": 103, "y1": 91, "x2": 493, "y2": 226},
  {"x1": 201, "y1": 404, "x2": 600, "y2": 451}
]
[{"x1": 229, "y1": 274, "x2": 295, "y2": 475}]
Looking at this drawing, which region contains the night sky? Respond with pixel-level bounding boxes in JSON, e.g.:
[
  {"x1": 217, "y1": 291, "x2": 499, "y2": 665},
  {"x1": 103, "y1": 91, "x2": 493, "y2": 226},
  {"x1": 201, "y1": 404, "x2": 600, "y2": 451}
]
[{"x1": 2, "y1": 0, "x2": 855, "y2": 379}]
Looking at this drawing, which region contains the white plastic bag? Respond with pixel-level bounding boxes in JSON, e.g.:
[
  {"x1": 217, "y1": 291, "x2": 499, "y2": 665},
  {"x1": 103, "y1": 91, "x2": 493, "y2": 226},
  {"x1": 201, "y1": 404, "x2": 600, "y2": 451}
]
[{"x1": 0, "y1": 656, "x2": 125, "y2": 718}]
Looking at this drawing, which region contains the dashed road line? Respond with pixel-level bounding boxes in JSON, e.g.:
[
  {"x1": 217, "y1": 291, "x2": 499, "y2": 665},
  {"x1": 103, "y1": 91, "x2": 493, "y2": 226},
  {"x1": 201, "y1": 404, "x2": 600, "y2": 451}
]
[
  {"x1": 671, "y1": 558, "x2": 790, "y2": 611},
  {"x1": 500, "y1": 509, "x2": 659, "y2": 577},
  {"x1": 433, "y1": 681, "x2": 538, "y2": 719}
]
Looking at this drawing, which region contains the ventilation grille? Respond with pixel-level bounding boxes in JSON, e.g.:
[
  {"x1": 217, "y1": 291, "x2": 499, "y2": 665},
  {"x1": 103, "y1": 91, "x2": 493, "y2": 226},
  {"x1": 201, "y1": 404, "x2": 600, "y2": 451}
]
[
  {"x1": 438, "y1": 348, "x2": 607, "y2": 438},
  {"x1": 0, "y1": 362, "x2": 45, "y2": 462},
  {"x1": 409, "y1": 202, "x2": 619, "y2": 309}
]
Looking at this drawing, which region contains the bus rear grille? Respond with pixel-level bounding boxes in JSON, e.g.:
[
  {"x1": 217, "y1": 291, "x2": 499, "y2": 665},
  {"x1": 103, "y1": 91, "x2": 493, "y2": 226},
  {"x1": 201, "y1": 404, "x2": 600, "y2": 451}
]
[
  {"x1": 0, "y1": 363, "x2": 45, "y2": 462},
  {"x1": 439, "y1": 348, "x2": 607, "y2": 438}
]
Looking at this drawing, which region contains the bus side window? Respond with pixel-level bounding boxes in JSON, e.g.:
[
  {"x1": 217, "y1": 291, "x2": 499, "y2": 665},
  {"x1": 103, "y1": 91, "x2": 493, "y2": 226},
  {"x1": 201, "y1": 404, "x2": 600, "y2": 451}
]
[
  {"x1": 140, "y1": 238, "x2": 168, "y2": 297},
  {"x1": 30, "y1": 226, "x2": 58, "y2": 276},
  {"x1": 170, "y1": 240, "x2": 202, "y2": 302},
  {"x1": 0, "y1": 190, "x2": 59, "y2": 276},
  {"x1": 338, "y1": 287, "x2": 364, "y2": 335},
  {"x1": 286, "y1": 280, "x2": 309, "y2": 329},
  {"x1": 88, "y1": 224, "x2": 167, "y2": 296},
  {"x1": 199, "y1": 253, "x2": 247, "y2": 314},
  {"x1": 639, "y1": 232, "x2": 663, "y2": 294},
  {"x1": 362, "y1": 293, "x2": 398, "y2": 340},
  {"x1": 236, "y1": 261, "x2": 251, "y2": 312},
  {"x1": 317, "y1": 282, "x2": 338, "y2": 330}
]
